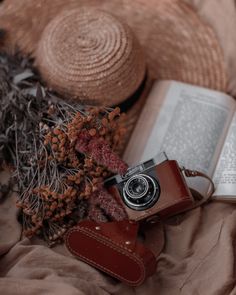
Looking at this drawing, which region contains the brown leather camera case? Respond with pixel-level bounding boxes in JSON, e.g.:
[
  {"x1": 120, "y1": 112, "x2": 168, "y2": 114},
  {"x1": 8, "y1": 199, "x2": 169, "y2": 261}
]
[
  {"x1": 65, "y1": 220, "x2": 157, "y2": 286},
  {"x1": 108, "y1": 160, "x2": 194, "y2": 221}
]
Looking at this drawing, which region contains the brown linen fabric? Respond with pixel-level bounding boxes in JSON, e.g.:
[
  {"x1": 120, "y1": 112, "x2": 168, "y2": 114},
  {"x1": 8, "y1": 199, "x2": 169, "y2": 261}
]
[
  {"x1": 1, "y1": 1, "x2": 236, "y2": 294},
  {"x1": 0, "y1": 170, "x2": 21, "y2": 257},
  {"x1": 1, "y1": 171, "x2": 236, "y2": 294}
]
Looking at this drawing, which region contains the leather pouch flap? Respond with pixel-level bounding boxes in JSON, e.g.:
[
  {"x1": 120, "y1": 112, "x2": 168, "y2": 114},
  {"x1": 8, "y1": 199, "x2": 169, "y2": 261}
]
[{"x1": 65, "y1": 220, "x2": 157, "y2": 286}]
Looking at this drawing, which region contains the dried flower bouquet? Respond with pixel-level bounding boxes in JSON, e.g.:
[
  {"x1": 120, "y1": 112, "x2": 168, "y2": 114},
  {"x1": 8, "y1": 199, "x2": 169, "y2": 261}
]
[{"x1": 0, "y1": 52, "x2": 128, "y2": 246}]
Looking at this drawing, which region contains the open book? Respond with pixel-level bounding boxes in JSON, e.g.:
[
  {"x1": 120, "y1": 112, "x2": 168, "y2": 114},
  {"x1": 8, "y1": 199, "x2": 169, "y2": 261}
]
[{"x1": 123, "y1": 80, "x2": 236, "y2": 201}]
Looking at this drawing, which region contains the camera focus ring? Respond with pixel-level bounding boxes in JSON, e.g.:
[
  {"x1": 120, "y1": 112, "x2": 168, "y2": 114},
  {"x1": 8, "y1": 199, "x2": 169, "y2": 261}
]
[
  {"x1": 123, "y1": 173, "x2": 160, "y2": 211},
  {"x1": 125, "y1": 174, "x2": 149, "y2": 199}
]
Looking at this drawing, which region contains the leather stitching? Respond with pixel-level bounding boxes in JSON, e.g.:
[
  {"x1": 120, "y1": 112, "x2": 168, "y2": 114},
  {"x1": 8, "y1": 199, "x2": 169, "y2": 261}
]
[
  {"x1": 66, "y1": 227, "x2": 145, "y2": 285},
  {"x1": 65, "y1": 227, "x2": 146, "y2": 285}
]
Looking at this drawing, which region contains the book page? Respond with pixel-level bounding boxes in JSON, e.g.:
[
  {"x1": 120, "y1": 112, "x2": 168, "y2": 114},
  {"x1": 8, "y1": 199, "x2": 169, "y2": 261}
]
[
  {"x1": 124, "y1": 81, "x2": 235, "y2": 195},
  {"x1": 213, "y1": 112, "x2": 236, "y2": 199}
]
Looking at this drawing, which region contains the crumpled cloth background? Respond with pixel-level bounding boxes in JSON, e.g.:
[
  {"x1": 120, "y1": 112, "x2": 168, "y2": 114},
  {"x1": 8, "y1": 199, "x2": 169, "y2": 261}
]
[
  {"x1": 1, "y1": 0, "x2": 236, "y2": 294},
  {"x1": 1, "y1": 172, "x2": 236, "y2": 295}
]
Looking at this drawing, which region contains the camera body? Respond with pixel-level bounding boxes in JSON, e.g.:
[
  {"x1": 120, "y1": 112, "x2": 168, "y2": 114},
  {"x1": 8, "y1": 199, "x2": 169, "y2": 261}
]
[{"x1": 105, "y1": 152, "x2": 194, "y2": 222}]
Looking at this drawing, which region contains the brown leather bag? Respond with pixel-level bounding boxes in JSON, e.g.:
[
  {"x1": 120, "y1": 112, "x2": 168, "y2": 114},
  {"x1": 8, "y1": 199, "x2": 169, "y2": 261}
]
[{"x1": 65, "y1": 219, "x2": 164, "y2": 286}]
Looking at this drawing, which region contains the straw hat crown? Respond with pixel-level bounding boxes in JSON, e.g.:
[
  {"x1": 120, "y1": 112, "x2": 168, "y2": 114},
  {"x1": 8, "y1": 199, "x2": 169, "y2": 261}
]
[{"x1": 36, "y1": 8, "x2": 146, "y2": 105}]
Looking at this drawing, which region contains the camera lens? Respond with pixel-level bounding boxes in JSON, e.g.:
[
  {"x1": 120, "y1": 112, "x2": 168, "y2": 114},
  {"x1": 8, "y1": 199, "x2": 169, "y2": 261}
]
[
  {"x1": 127, "y1": 176, "x2": 148, "y2": 198},
  {"x1": 123, "y1": 174, "x2": 160, "y2": 211}
]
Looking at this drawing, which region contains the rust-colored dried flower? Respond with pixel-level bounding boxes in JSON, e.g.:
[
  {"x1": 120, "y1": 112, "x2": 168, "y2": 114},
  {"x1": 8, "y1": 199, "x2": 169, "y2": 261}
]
[
  {"x1": 76, "y1": 129, "x2": 128, "y2": 175},
  {"x1": 0, "y1": 52, "x2": 129, "y2": 246}
]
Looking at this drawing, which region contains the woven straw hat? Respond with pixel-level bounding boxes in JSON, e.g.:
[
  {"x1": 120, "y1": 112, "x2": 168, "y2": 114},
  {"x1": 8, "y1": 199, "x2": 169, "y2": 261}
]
[
  {"x1": 0, "y1": 0, "x2": 227, "y2": 92},
  {"x1": 35, "y1": 8, "x2": 146, "y2": 106},
  {"x1": 0, "y1": 0, "x2": 227, "y2": 144},
  {"x1": 0, "y1": 0, "x2": 227, "y2": 91}
]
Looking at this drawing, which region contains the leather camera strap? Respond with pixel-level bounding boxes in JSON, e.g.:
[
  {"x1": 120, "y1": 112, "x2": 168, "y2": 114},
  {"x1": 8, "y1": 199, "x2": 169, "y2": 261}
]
[{"x1": 181, "y1": 167, "x2": 215, "y2": 212}]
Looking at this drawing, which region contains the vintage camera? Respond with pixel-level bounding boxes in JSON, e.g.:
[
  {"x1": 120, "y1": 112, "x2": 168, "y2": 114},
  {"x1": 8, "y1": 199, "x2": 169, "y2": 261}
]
[{"x1": 105, "y1": 152, "x2": 194, "y2": 222}]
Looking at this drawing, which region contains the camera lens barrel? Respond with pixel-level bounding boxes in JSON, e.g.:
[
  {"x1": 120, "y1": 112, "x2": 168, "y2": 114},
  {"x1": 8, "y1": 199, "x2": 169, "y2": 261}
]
[{"x1": 123, "y1": 173, "x2": 160, "y2": 210}]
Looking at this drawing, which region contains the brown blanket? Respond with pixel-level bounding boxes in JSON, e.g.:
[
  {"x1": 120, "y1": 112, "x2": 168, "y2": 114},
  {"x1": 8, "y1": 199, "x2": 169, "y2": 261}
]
[
  {"x1": 2, "y1": 1, "x2": 236, "y2": 294},
  {"x1": 1, "y1": 170, "x2": 236, "y2": 294}
]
